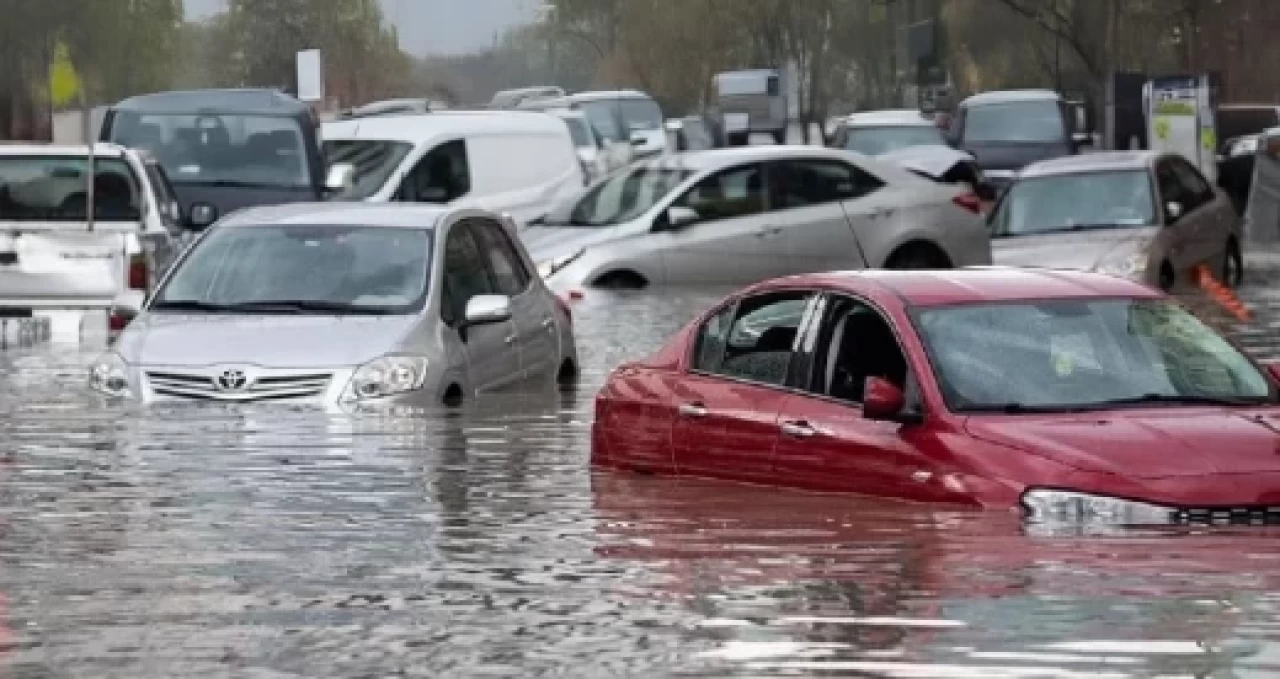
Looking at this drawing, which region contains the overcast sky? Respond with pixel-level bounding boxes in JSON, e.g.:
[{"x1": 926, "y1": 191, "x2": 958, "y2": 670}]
[{"x1": 185, "y1": 0, "x2": 540, "y2": 55}]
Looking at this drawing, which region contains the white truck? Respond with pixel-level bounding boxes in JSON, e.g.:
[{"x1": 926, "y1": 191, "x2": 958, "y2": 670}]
[{"x1": 0, "y1": 143, "x2": 184, "y2": 339}]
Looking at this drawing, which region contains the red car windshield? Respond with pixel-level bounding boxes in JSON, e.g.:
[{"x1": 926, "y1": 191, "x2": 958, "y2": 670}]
[{"x1": 912, "y1": 299, "x2": 1272, "y2": 412}]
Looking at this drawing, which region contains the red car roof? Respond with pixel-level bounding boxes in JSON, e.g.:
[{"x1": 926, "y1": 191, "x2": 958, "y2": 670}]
[{"x1": 757, "y1": 267, "x2": 1163, "y2": 308}]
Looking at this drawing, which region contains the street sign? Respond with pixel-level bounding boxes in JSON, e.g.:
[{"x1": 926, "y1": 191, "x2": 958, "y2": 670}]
[{"x1": 296, "y1": 49, "x2": 324, "y2": 102}]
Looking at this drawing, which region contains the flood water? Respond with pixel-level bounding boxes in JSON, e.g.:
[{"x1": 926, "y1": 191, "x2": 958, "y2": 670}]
[{"x1": 3, "y1": 263, "x2": 1280, "y2": 677}]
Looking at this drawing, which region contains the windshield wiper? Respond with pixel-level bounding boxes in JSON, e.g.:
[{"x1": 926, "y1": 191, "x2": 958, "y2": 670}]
[
  {"x1": 151, "y1": 299, "x2": 395, "y2": 315},
  {"x1": 1003, "y1": 223, "x2": 1131, "y2": 238},
  {"x1": 174, "y1": 179, "x2": 307, "y2": 190},
  {"x1": 1092, "y1": 393, "x2": 1271, "y2": 408},
  {"x1": 219, "y1": 300, "x2": 397, "y2": 315},
  {"x1": 961, "y1": 402, "x2": 1091, "y2": 414}
]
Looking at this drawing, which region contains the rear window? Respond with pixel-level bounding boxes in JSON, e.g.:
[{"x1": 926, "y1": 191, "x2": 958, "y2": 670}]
[
  {"x1": 844, "y1": 125, "x2": 945, "y2": 155},
  {"x1": 0, "y1": 156, "x2": 140, "y2": 221}
]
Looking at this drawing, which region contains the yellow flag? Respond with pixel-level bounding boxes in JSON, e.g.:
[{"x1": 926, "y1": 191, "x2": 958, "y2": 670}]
[{"x1": 49, "y1": 41, "x2": 82, "y2": 108}]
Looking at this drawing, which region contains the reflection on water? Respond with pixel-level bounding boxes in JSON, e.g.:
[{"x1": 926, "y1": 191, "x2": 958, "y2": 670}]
[{"x1": 0, "y1": 273, "x2": 1278, "y2": 676}]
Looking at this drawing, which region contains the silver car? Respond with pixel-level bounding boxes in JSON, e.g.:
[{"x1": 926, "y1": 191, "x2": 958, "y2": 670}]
[
  {"x1": 990, "y1": 151, "x2": 1243, "y2": 290},
  {"x1": 89, "y1": 203, "x2": 578, "y2": 407},
  {"x1": 523, "y1": 146, "x2": 991, "y2": 292}
]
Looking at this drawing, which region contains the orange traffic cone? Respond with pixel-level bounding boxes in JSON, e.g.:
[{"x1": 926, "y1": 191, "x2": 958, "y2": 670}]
[{"x1": 1195, "y1": 264, "x2": 1251, "y2": 322}]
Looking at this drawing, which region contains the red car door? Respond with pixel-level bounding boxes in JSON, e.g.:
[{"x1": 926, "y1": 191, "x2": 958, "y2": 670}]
[
  {"x1": 670, "y1": 290, "x2": 820, "y2": 484},
  {"x1": 771, "y1": 295, "x2": 948, "y2": 500}
]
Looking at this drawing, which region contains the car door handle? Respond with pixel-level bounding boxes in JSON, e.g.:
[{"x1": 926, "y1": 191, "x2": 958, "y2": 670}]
[
  {"x1": 541, "y1": 318, "x2": 555, "y2": 331},
  {"x1": 678, "y1": 402, "x2": 708, "y2": 418},
  {"x1": 504, "y1": 334, "x2": 517, "y2": 345},
  {"x1": 871, "y1": 208, "x2": 894, "y2": 219},
  {"x1": 780, "y1": 420, "x2": 819, "y2": 439},
  {"x1": 757, "y1": 226, "x2": 784, "y2": 238}
]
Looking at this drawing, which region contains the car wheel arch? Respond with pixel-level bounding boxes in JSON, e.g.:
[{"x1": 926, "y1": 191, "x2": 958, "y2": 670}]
[
  {"x1": 592, "y1": 269, "x2": 649, "y2": 289},
  {"x1": 882, "y1": 240, "x2": 953, "y2": 269}
]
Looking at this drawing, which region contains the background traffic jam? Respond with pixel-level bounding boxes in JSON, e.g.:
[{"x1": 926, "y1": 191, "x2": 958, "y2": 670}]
[{"x1": 0, "y1": 65, "x2": 1266, "y2": 528}]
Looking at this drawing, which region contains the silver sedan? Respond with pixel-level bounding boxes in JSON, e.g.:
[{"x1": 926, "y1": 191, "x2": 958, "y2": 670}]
[
  {"x1": 523, "y1": 146, "x2": 992, "y2": 293},
  {"x1": 89, "y1": 203, "x2": 579, "y2": 408},
  {"x1": 990, "y1": 151, "x2": 1243, "y2": 290}
]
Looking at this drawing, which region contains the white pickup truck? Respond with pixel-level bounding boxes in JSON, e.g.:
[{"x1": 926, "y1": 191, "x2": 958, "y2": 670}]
[{"x1": 0, "y1": 143, "x2": 184, "y2": 337}]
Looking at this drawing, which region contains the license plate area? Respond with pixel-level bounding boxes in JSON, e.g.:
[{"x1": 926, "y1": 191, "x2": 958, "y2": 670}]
[
  {"x1": 0, "y1": 308, "x2": 33, "y2": 318},
  {"x1": 0, "y1": 252, "x2": 18, "y2": 266}
]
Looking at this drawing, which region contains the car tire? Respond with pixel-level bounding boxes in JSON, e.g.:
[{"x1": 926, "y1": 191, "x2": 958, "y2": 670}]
[
  {"x1": 1223, "y1": 239, "x2": 1244, "y2": 288},
  {"x1": 557, "y1": 358, "x2": 579, "y2": 385},
  {"x1": 593, "y1": 271, "x2": 648, "y2": 289},
  {"x1": 442, "y1": 384, "x2": 464, "y2": 407},
  {"x1": 885, "y1": 245, "x2": 951, "y2": 270}
]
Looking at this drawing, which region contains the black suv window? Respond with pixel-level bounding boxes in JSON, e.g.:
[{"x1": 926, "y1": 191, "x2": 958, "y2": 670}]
[{"x1": 674, "y1": 163, "x2": 766, "y2": 222}]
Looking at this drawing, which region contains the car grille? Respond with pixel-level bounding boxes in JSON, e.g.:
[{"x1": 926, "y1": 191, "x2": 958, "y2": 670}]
[
  {"x1": 146, "y1": 371, "x2": 333, "y2": 402},
  {"x1": 1173, "y1": 506, "x2": 1280, "y2": 525}
]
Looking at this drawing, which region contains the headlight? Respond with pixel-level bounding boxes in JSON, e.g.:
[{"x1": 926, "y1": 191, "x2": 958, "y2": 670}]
[
  {"x1": 342, "y1": 355, "x2": 429, "y2": 401},
  {"x1": 1021, "y1": 489, "x2": 1175, "y2": 525},
  {"x1": 1093, "y1": 252, "x2": 1146, "y2": 278},
  {"x1": 537, "y1": 249, "x2": 585, "y2": 279},
  {"x1": 88, "y1": 352, "x2": 130, "y2": 397}
]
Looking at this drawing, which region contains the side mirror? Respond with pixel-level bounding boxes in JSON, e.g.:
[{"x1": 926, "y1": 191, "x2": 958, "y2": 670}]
[
  {"x1": 666, "y1": 206, "x2": 699, "y2": 229},
  {"x1": 1166, "y1": 201, "x2": 1185, "y2": 222},
  {"x1": 325, "y1": 162, "x2": 357, "y2": 193},
  {"x1": 630, "y1": 131, "x2": 647, "y2": 146},
  {"x1": 187, "y1": 202, "x2": 217, "y2": 231},
  {"x1": 863, "y1": 377, "x2": 908, "y2": 422},
  {"x1": 109, "y1": 289, "x2": 146, "y2": 322},
  {"x1": 463, "y1": 294, "x2": 513, "y2": 328}
]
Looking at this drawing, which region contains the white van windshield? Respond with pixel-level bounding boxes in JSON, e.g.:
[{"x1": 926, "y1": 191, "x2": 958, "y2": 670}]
[
  {"x1": 964, "y1": 101, "x2": 1065, "y2": 144},
  {"x1": 323, "y1": 140, "x2": 414, "y2": 200},
  {"x1": 0, "y1": 156, "x2": 140, "y2": 221}
]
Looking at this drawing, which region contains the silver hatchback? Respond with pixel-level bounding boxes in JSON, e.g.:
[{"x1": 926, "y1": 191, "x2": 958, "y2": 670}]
[{"x1": 89, "y1": 203, "x2": 578, "y2": 407}]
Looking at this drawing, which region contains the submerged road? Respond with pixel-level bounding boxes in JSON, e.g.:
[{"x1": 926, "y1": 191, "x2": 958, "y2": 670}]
[{"x1": 1, "y1": 257, "x2": 1279, "y2": 676}]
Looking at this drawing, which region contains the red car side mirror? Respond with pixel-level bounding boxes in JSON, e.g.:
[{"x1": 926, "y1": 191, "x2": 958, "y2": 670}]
[{"x1": 863, "y1": 377, "x2": 907, "y2": 421}]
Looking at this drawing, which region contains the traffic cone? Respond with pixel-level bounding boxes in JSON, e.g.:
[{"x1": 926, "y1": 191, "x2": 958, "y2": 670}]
[{"x1": 1195, "y1": 264, "x2": 1251, "y2": 322}]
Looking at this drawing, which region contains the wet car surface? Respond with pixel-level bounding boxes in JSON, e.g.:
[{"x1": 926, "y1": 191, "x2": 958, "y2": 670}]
[{"x1": 4, "y1": 258, "x2": 1280, "y2": 676}]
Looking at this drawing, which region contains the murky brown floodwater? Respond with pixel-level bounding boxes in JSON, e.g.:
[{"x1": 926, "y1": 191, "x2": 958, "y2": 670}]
[{"x1": 3, "y1": 261, "x2": 1280, "y2": 677}]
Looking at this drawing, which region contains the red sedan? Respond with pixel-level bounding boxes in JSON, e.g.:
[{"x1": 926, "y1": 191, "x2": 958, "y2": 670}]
[{"x1": 591, "y1": 267, "x2": 1280, "y2": 524}]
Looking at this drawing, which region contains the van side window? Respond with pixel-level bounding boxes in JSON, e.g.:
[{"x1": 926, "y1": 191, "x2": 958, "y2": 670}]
[{"x1": 398, "y1": 139, "x2": 471, "y2": 204}]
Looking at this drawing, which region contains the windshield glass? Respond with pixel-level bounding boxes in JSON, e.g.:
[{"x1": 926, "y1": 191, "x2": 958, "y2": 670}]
[
  {"x1": 0, "y1": 156, "x2": 140, "y2": 221},
  {"x1": 579, "y1": 101, "x2": 623, "y2": 141},
  {"x1": 322, "y1": 139, "x2": 414, "y2": 200},
  {"x1": 108, "y1": 112, "x2": 310, "y2": 188},
  {"x1": 914, "y1": 299, "x2": 1272, "y2": 412},
  {"x1": 619, "y1": 98, "x2": 664, "y2": 131},
  {"x1": 845, "y1": 125, "x2": 945, "y2": 155},
  {"x1": 542, "y1": 165, "x2": 692, "y2": 227},
  {"x1": 993, "y1": 170, "x2": 1155, "y2": 237},
  {"x1": 964, "y1": 100, "x2": 1065, "y2": 143},
  {"x1": 562, "y1": 118, "x2": 592, "y2": 148},
  {"x1": 155, "y1": 225, "x2": 432, "y2": 313}
]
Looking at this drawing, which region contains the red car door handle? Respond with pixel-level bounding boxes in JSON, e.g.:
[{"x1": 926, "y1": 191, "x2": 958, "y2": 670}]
[
  {"x1": 678, "y1": 402, "x2": 708, "y2": 418},
  {"x1": 780, "y1": 421, "x2": 819, "y2": 439}
]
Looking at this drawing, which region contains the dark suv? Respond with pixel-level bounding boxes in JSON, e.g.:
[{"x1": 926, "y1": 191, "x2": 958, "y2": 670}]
[{"x1": 946, "y1": 89, "x2": 1086, "y2": 192}]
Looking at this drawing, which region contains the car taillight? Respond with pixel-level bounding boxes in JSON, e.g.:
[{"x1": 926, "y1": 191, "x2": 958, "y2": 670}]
[
  {"x1": 127, "y1": 253, "x2": 148, "y2": 291},
  {"x1": 108, "y1": 312, "x2": 131, "y2": 333},
  {"x1": 952, "y1": 193, "x2": 983, "y2": 215}
]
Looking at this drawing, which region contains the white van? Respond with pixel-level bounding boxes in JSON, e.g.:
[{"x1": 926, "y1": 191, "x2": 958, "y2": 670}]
[
  {"x1": 519, "y1": 90, "x2": 668, "y2": 158},
  {"x1": 321, "y1": 111, "x2": 585, "y2": 225}
]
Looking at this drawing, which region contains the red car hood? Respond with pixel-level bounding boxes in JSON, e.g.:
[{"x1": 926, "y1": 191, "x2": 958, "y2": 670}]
[{"x1": 965, "y1": 408, "x2": 1280, "y2": 479}]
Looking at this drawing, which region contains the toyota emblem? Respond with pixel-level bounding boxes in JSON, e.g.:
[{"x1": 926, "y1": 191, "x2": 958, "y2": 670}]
[{"x1": 213, "y1": 368, "x2": 249, "y2": 392}]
